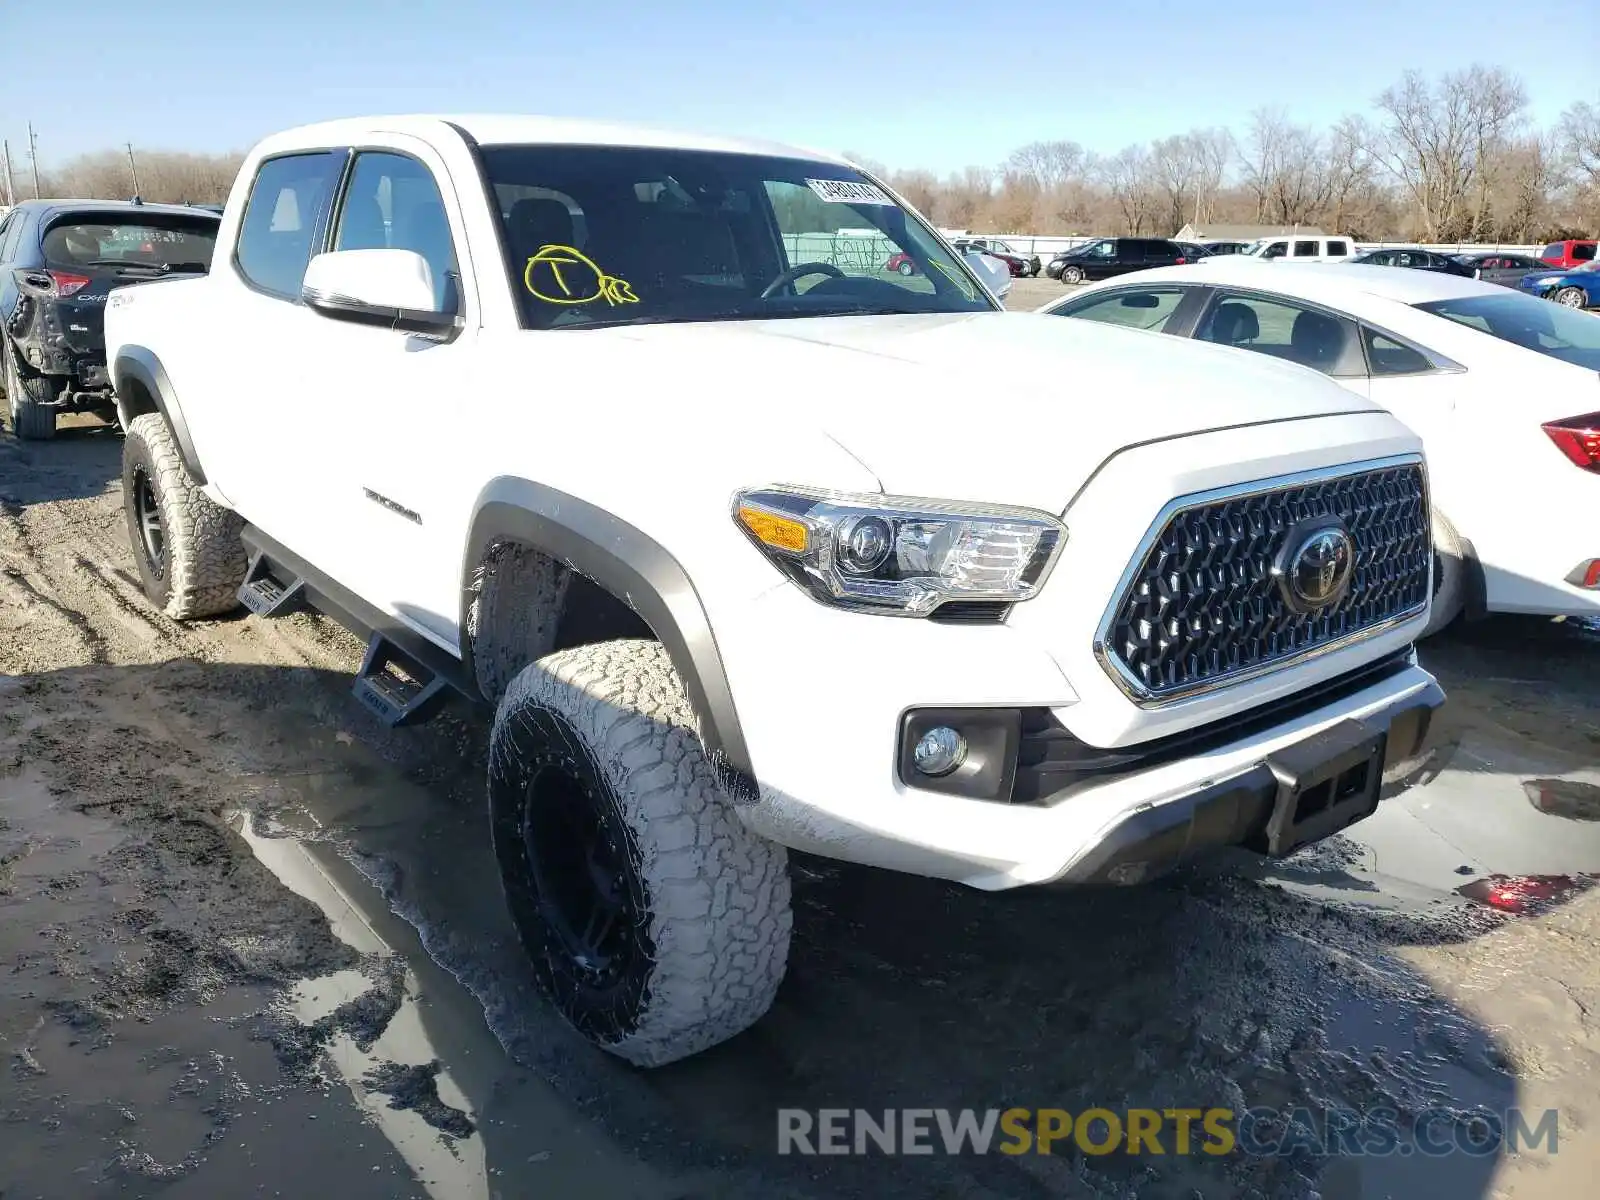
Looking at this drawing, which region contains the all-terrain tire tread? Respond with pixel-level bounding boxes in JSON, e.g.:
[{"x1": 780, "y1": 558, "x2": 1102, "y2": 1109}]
[
  {"x1": 6, "y1": 357, "x2": 58, "y2": 440},
  {"x1": 124, "y1": 414, "x2": 246, "y2": 619},
  {"x1": 492, "y1": 638, "x2": 791, "y2": 1067}
]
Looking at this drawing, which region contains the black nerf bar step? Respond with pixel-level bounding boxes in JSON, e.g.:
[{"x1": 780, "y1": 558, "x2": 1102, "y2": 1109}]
[
  {"x1": 238, "y1": 549, "x2": 306, "y2": 617},
  {"x1": 352, "y1": 632, "x2": 450, "y2": 727}
]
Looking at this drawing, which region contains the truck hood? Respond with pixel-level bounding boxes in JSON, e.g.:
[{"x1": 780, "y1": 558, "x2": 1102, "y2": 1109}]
[{"x1": 602, "y1": 311, "x2": 1380, "y2": 511}]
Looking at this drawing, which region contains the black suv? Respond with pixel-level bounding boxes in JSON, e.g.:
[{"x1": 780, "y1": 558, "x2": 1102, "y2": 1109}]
[
  {"x1": 1, "y1": 199, "x2": 220, "y2": 439},
  {"x1": 1046, "y1": 237, "x2": 1187, "y2": 284}
]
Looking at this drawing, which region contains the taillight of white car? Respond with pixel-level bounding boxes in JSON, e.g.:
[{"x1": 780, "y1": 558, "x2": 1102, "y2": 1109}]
[
  {"x1": 1541, "y1": 412, "x2": 1600, "y2": 473},
  {"x1": 1542, "y1": 413, "x2": 1600, "y2": 590}
]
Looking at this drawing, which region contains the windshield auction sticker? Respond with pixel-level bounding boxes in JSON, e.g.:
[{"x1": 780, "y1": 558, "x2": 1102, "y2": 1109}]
[{"x1": 806, "y1": 179, "x2": 895, "y2": 205}]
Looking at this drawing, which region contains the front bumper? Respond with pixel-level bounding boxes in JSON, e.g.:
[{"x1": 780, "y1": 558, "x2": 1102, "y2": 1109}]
[
  {"x1": 732, "y1": 640, "x2": 1445, "y2": 890},
  {"x1": 1054, "y1": 674, "x2": 1445, "y2": 885}
]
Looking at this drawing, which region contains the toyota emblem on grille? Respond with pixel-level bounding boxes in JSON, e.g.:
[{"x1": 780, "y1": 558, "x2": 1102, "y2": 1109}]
[{"x1": 1275, "y1": 522, "x2": 1356, "y2": 612}]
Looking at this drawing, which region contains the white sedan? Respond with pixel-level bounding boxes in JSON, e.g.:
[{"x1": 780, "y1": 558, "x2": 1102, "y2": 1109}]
[{"x1": 1037, "y1": 258, "x2": 1600, "y2": 634}]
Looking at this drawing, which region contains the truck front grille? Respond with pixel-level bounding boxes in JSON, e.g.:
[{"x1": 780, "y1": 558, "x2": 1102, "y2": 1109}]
[{"x1": 1099, "y1": 459, "x2": 1430, "y2": 703}]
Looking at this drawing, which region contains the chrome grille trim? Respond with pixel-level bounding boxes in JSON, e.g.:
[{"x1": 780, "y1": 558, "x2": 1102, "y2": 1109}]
[{"x1": 1094, "y1": 454, "x2": 1431, "y2": 708}]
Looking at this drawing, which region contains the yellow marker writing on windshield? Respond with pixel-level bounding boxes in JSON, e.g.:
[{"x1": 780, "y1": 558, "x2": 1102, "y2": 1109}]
[
  {"x1": 524, "y1": 244, "x2": 640, "y2": 306},
  {"x1": 930, "y1": 257, "x2": 978, "y2": 300}
]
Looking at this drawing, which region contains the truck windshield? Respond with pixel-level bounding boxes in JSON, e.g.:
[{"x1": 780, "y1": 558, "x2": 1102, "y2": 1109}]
[
  {"x1": 1416, "y1": 292, "x2": 1600, "y2": 370},
  {"x1": 479, "y1": 145, "x2": 995, "y2": 329},
  {"x1": 42, "y1": 216, "x2": 219, "y2": 272}
]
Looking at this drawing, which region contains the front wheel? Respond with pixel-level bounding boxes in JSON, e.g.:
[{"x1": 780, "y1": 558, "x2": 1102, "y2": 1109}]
[
  {"x1": 4, "y1": 352, "x2": 59, "y2": 440},
  {"x1": 121, "y1": 413, "x2": 247, "y2": 618},
  {"x1": 896, "y1": 261, "x2": 915, "y2": 277},
  {"x1": 489, "y1": 639, "x2": 792, "y2": 1067},
  {"x1": 1060, "y1": 264, "x2": 1084, "y2": 285},
  {"x1": 1553, "y1": 287, "x2": 1588, "y2": 309},
  {"x1": 1421, "y1": 512, "x2": 1468, "y2": 638}
]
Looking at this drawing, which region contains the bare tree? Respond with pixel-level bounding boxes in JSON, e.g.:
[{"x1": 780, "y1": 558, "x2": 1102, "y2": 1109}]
[
  {"x1": 1324, "y1": 114, "x2": 1377, "y2": 234},
  {"x1": 1098, "y1": 146, "x2": 1159, "y2": 235},
  {"x1": 1005, "y1": 140, "x2": 1086, "y2": 190},
  {"x1": 1557, "y1": 97, "x2": 1600, "y2": 186},
  {"x1": 1241, "y1": 109, "x2": 1329, "y2": 225}
]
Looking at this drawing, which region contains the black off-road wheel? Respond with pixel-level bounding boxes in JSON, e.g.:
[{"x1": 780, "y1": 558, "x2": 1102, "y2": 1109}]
[
  {"x1": 4, "y1": 351, "x2": 59, "y2": 441},
  {"x1": 489, "y1": 639, "x2": 791, "y2": 1067},
  {"x1": 121, "y1": 413, "x2": 247, "y2": 619}
]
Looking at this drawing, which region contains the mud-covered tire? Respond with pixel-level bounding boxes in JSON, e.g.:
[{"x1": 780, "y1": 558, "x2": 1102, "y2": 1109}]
[
  {"x1": 489, "y1": 638, "x2": 791, "y2": 1067},
  {"x1": 4, "y1": 352, "x2": 59, "y2": 441},
  {"x1": 1060, "y1": 264, "x2": 1084, "y2": 284},
  {"x1": 1553, "y1": 286, "x2": 1588, "y2": 309},
  {"x1": 1421, "y1": 511, "x2": 1467, "y2": 638},
  {"x1": 121, "y1": 413, "x2": 246, "y2": 619}
]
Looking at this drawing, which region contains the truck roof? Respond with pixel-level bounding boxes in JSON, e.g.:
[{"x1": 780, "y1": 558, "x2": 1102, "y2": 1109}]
[{"x1": 253, "y1": 114, "x2": 850, "y2": 167}]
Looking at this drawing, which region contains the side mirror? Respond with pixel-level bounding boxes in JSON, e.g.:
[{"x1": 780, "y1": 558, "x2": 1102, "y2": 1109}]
[{"x1": 301, "y1": 249, "x2": 458, "y2": 336}]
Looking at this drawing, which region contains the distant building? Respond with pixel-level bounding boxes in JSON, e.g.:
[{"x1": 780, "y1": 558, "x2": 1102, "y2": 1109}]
[{"x1": 1175, "y1": 222, "x2": 1329, "y2": 242}]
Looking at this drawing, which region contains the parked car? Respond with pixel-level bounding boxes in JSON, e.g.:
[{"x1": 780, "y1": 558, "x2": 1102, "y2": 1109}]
[
  {"x1": 1349, "y1": 247, "x2": 1472, "y2": 276},
  {"x1": 949, "y1": 237, "x2": 1041, "y2": 277},
  {"x1": 951, "y1": 238, "x2": 1039, "y2": 277},
  {"x1": 0, "y1": 198, "x2": 220, "y2": 439},
  {"x1": 1538, "y1": 239, "x2": 1597, "y2": 270},
  {"x1": 885, "y1": 250, "x2": 918, "y2": 276},
  {"x1": 1237, "y1": 235, "x2": 1356, "y2": 263},
  {"x1": 1518, "y1": 260, "x2": 1600, "y2": 309},
  {"x1": 105, "y1": 113, "x2": 1445, "y2": 1067},
  {"x1": 1448, "y1": 251, "x2": 1551, "y2": 288},
  {"x1": 1199, "y1": 240, "x2": 1252, "y2": 256},
  {"x1": 1037, "y1": 259, "x2": 1600, "y2": 632},
  {"x1": 1047, "y1": 236, "x2": 1188, "y2": 283}
]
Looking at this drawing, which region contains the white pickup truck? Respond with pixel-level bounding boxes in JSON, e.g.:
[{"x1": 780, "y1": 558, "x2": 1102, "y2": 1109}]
[{"x1": 104, "y1": 115, "x2": 1446, "y2": 1067}]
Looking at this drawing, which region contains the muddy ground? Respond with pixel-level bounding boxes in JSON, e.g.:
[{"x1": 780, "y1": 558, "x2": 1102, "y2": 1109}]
[{"x1": 2, "y1": 415, "x2": 1599, "y2": 1200}]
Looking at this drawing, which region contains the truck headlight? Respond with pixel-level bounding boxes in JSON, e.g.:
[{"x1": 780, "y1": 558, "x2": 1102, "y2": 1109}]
[{"x1": 732, "y1": 486, "x2": 1066, "y2": 616}]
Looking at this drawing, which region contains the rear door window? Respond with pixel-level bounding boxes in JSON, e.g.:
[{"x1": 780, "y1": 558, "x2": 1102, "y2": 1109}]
[
  {"x1": 1575, "y1": 243, "x2": 1596, "y2": 262},
  {"x1": 0, "y1": 213, "x2": 24, "y2": 263},
  {"x1": 1293, "y1": 240, "x2": 1320, "y2": 257},
  {"x1": 235, "y1": 151, "x2": 347, "y2": 299},
  {"x1": 1195, "y1": 291, "x2": 1361, "y2": 375}
]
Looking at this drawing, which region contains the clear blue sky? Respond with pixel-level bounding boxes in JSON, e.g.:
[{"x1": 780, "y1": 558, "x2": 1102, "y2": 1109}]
[{"x1": 6, "y1": 0, "x2": 1595, "y2": 177}]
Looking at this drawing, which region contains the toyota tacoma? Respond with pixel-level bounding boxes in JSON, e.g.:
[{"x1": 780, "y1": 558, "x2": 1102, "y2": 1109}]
[{"x1": 103, "y1": 115, "x2": 1446, "y2": 1067}]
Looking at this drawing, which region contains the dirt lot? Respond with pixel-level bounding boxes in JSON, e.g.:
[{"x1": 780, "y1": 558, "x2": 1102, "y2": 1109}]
[{"x1": 3, "y1": 416, "x2": 1600, "y2": 1200}]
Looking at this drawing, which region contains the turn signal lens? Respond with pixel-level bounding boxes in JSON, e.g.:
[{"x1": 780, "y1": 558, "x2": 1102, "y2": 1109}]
[{"x1": 735, "y1": 504, "x2": 809, "y2": 554}]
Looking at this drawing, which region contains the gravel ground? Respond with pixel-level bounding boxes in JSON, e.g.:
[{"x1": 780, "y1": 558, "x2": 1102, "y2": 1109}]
[{"x1": 2, "y1": 414, "x2": 1599, "y2": 1200}]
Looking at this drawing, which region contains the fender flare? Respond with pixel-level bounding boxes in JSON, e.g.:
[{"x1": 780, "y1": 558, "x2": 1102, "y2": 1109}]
[
  {"x1": 111, "y1": 346, "x2": 207, "y2": 486},
  {"x1": 461, "y1": 479, "x2": 756, "y2": 797}
]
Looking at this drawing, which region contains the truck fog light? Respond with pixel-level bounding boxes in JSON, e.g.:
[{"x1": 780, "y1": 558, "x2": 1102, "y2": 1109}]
[{"x1": 912, "y1": 726, "x2": 967, "y2": 776}]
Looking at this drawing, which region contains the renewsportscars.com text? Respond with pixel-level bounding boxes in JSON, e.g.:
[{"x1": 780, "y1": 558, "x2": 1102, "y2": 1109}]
[{"x1": 776, "y1": 1106, "x2": 1560, "y2": 1158}]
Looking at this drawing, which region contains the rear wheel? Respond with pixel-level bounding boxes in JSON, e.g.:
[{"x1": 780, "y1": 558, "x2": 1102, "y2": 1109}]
[
  {"x1": 4, "y1": 352, "x2": 59, "y2": 440},
  {"x1": 1553, "y1": 287, "x2": 1588, "y2": 309},
  {"x1": 896, "y1": 260, "x2": 915, "y2": 277},
  {"x1": 121, "y1": 413, "x2": 247, "y2": 618},
  {"x1": 489, "y1": 639, "x2": 791, "y2": 1067},
  {"x1": 1060, "y1": 264, "x2": 1084, "y2": 285}
]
